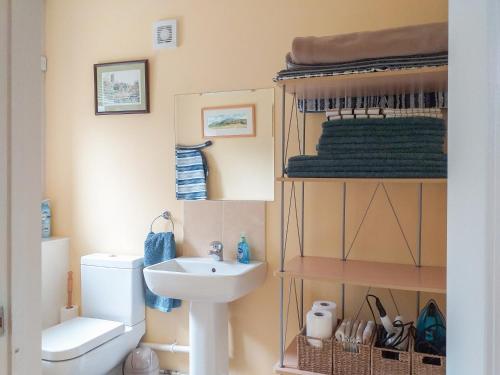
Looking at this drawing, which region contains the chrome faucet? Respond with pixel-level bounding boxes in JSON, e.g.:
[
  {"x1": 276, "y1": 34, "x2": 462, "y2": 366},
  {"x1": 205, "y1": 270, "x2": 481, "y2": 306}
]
[{"x1": 208, "y1": 241, "x2": 224, "y2": 261}]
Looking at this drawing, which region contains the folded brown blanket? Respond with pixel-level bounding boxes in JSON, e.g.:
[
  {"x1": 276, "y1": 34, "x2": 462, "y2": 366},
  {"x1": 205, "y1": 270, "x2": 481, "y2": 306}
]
[{"x1": 290, "y1": 22, "x2": 448, "y2": 65}]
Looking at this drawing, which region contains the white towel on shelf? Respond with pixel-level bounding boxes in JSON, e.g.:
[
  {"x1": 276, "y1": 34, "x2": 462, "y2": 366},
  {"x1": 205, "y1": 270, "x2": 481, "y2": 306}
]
[
  {"x1": 340, "y1": 108, "x2": 354, "y2": 115},
  {"x1": 327, "y1": 115, "x2": 342, "y2": 121},
  {"x1": 354, "y1": 108, "x2": 367, "y2": 115},
  {"x1": 367, "y1": 107, "x2": 382, "y2": 115},
  {"x1": 325, "y1": 110, "x2": 340, "y2": 117}
]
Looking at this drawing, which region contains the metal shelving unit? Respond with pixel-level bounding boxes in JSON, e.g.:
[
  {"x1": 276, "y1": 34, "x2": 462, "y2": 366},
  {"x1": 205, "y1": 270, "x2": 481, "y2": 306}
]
[{"x1": 274, "y1": 67, "x2": 448, "y2": 375}]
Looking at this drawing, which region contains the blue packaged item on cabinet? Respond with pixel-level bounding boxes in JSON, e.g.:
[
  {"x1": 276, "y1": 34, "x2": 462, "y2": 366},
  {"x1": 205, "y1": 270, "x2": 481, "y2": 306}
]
[
  {"x1": 237, "y1": 233, "x2": 250, "y2": 264},
  {"x1": 41, "y1": 199, "x2": 51, "y2": 238}
]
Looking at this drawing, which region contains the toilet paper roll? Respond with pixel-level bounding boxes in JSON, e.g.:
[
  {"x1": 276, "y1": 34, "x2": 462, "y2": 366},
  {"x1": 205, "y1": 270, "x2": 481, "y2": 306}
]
[
  {"x1": 60, "y1": 305, "x2": 78, "y2": 323},
  {"x1": 306, "y1": 310, "x2": 333, "y2": 348},
  {"x1": 312, "y1": 300, "x2": 337, "y2": 330}
]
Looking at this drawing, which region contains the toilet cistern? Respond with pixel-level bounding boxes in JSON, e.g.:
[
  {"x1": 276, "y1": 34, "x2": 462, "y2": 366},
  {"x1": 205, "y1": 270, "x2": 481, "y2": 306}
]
[
  {"x1": 208, "y1": 241, "x2": 224, "y2": 261},
  {"x1": 41, "y1": 253, "x2": 146, "y2": 375}
]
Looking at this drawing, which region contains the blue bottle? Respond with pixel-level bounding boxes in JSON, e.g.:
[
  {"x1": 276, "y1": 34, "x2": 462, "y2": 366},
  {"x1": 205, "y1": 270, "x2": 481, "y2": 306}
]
[
  {"x1": 237, "y1": 233, "x2": 250, "y2": 264},
  {"x1": 41, "y1": 199, "x2": 51, "y2": 239}
]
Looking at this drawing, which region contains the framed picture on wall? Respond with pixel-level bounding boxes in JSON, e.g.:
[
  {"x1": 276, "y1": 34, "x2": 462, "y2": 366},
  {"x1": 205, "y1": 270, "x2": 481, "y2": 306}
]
[
  {"x1": 201, "y1": 104, "x2": 255, "y2": 138},
  {"x1": 94, "y1": 60, "x2": 149, "y2": 115}
]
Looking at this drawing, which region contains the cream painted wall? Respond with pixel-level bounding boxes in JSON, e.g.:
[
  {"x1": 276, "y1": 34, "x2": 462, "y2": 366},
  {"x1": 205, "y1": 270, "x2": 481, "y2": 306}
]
[{"x1": 44, "y1": 1, "x2": 448, "y2": 374}]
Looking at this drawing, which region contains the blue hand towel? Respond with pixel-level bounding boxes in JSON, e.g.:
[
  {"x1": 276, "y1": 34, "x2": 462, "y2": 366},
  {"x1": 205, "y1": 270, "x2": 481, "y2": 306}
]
[{"x1": 144, "y1": 231, "x2": 181, "y2": 312}]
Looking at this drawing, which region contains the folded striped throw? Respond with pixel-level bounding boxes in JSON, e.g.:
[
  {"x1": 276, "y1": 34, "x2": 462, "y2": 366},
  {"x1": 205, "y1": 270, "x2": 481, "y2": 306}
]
[{"x1": 175, "y1": 149, "x2": 208, "y2": 200}]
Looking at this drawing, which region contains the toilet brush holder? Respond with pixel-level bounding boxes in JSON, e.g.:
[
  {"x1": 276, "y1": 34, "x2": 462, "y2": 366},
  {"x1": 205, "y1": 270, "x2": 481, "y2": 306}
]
[{"x1": 60, "y1": 305, "x2": 78, "y2": 322}]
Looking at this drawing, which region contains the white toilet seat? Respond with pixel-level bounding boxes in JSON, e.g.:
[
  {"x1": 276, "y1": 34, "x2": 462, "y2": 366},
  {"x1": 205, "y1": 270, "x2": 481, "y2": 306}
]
[
  {"x1": 42, "y1": 317, "x2": 124, "y2": 361},
  {"x1": 42, "y1": 319, "x2": 145, "y2": 375}
]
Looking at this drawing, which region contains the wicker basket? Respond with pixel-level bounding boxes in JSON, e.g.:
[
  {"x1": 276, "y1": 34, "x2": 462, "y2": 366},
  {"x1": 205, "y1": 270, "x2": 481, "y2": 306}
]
[
  {"x1": 412, "y1": 351, "x2": 446, "y2": 375},
  {"x1": 297, "y1": 327, "x2": 333, "y2": 375},
  {"x1": 332, "y1": 327, "x2": 374, "y2": 375},
  {"x1": 371, "y1": 326, "x2": 411, "y2": 375}
]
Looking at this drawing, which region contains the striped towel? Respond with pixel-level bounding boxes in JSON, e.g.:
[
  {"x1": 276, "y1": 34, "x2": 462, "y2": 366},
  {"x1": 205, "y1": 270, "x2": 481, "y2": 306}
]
[
  {"x1": 298, "y1": 91, "x2": 447, "y2": 113},
  {"x1": 175, "y1": 149, "x2": 208, "y2": 200}
]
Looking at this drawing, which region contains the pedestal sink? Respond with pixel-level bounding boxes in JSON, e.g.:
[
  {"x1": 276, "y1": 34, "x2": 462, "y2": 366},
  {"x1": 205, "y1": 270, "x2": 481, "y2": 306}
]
[{"x1": 143, "y1": 257, "x2": 267, "y2": 375}]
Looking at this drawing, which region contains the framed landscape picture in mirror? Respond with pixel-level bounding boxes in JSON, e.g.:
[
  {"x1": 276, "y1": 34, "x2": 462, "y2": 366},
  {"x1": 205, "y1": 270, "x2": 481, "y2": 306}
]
[
  {"x1": 202, "y1": 104, "x2": 255, "y2": 138},
  {"x1": 94, "y1": 60, "x2": 149, "y2": 115}
]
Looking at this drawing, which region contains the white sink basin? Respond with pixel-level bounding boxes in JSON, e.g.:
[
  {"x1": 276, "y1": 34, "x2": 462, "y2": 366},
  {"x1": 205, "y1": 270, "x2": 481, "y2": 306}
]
[
  {"x1": 143, "y1": 257, "x2": 267, "y2": 303},
  {"x1": 144, "y1": 256, "x2": 267, "y2": 375}
]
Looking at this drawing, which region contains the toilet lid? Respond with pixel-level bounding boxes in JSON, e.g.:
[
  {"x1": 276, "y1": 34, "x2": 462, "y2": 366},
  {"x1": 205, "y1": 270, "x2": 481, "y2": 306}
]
[{"x1": 42, "y1": 317, "x2": 125, "y2": 361}]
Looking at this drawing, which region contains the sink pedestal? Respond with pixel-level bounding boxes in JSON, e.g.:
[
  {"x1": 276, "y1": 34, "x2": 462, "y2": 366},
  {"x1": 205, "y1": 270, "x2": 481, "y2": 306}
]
[
  {"x1": 189, "y1": 302, "x2": 228, "y2": 375},
  {"x1": 143, "y1": 258, "x2": 266, "y2": 375}
]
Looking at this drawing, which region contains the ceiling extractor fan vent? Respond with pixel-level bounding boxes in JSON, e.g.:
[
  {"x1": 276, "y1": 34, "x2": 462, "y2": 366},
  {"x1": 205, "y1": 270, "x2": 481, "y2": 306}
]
[{"x1": 153, "y1": 19, "x2": 177, "y2": 49}]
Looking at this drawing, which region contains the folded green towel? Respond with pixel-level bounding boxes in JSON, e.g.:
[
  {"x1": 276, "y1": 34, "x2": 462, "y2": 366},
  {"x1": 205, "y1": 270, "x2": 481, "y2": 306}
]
[
  {"x1": 321, "y1": 127, "x2": 445, "y2": 137},
  {"x1": 288, "y1": 158, "x2": 446, "y2": 168},
  {"x1": 322, "y1": 117, "x2": 444, "y2": 129},
  {"x1": 313, "y1": 152, "x2": 446, "y2": 160},
  {"x1": 287, "y1": 164, "x2": 446, "y2": 172},
  {"x1": 318, "y1": 135, "x2": 444, "y2": 145},
  {"x1": 288, "y1": 153, "x2": 448, "y2": 160},
  {"x1": 286, "y1": 170, "x2": 447, "y2": 178},
  {"x1": 286, "y1": 154, "x2": 447, "y2": 177},
  {"x1": 317, "y1": 145, "x2": 445, "y2": 154}
]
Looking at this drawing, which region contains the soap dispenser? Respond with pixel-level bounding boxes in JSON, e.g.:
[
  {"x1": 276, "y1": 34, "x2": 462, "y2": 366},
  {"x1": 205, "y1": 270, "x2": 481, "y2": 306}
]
[{"x1": 237, "y1": 233, "x2": 250, "y2": 264}]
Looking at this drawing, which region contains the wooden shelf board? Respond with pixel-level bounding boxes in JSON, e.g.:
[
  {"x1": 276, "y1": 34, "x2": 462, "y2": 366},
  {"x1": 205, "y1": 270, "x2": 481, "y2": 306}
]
[
  {"x1": 275, "y1": 256, "x2": 446, "y2": 294},
  {"x1": 276, "y1": 66, "x2": 448, "y2": 99},
  {"x1": 274, "y1": 364, "x2": 319, "y2": 375},
  {"x1": 274, "y1": 337, "x2": 322, "y2": 375},
  {"x1": 277, "y1": 177, "x2": 447, "y2": 184}
]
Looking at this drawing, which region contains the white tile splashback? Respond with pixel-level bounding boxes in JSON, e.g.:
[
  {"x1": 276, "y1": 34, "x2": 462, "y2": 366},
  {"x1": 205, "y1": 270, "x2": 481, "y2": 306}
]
[{"x1": 183, "y1": 201, "x2": 265, "y2": 261}]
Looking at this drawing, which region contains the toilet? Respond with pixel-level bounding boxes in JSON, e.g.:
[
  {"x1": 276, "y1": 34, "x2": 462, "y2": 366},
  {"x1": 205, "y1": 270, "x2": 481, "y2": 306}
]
[{"x1": 42, "y1": 253, "x2": 146, "y2": 375}]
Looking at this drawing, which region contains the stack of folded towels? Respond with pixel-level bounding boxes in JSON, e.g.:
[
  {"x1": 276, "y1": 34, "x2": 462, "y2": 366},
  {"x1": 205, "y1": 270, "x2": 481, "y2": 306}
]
[
  {"x1": 276, "y1": 23, "x2": 449, "y2": 114},
  {"x1": 286, "y1": 117, "x2": 447, "y2": 178},
  {"x1": 276, "y1": 22, "x2": 448, "y2": 81}
]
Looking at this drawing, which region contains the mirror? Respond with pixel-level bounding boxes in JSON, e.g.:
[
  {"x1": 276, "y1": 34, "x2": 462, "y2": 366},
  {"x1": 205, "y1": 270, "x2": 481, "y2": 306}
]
[{"x1": 175, "y1": 88, "x2": 275, "y2": 201}]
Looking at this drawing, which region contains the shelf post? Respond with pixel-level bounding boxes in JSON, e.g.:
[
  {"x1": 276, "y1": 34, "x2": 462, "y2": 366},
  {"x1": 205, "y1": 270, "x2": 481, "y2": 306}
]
[
  {"x1": 299, "y1": 107, "x2": 306, "y2": 329},
  {"x1": 341, "y1": 182, "x2": 347, "y2": 319},
  {"x1": 416, "y1": 183, "x2": 423, "y2": 317},
  {"x1": 300, "y1": 111, "x2": 306, "y2": 256},
  {"x1": 342, "y1": 182, "x2": 346, "y2": 260},
  {"x1": 416, "y1": 183, "x2": 423, "y2": 267},
  {"x1": 279, "y1": 85, "x2": 286, "y2": 368}
]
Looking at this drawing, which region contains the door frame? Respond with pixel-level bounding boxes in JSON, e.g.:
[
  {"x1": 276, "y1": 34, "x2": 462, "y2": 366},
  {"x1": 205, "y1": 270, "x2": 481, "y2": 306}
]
[
  {"x1": 447, "y1": 0, "x2": 499, "y2": 374},
  {"x1": 0, "y1": 0, "x2": 11, "y2": 373},
  {"x1": 1, "y1": 0, "x2": 43, "y2": 374}
]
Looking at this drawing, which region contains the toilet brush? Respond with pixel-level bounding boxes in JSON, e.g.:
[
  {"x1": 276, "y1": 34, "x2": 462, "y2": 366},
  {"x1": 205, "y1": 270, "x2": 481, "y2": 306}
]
[
  {"x1": 66, "y1": 271, "x2": 73, "y2": 309},
  {"x1": 60, "y1": 271, "x2": 78, "y2": 322}
]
